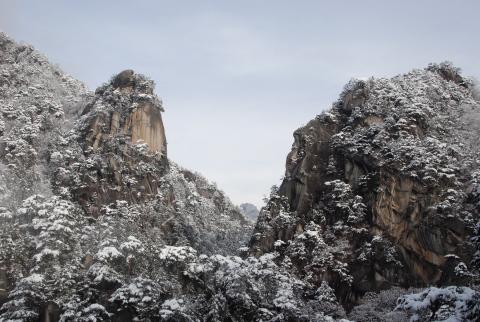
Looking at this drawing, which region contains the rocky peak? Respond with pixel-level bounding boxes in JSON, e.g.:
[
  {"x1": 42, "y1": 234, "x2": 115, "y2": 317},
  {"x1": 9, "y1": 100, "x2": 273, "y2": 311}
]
[
  {"x1": 1, "y1": 33, "x2": 479, "y2": 320},
  {"x1": 111, "y1": 69, "x2": 136, "y2": 90},
  {"x1": 250, "y1": 62, "x2": 480, "y2": 305},
  {"x1": 81, "y1": 69, "x2": 167, "y2": 156},
  {"x1": 48, "y1": 70, "x2": 169, "y2": 216}
]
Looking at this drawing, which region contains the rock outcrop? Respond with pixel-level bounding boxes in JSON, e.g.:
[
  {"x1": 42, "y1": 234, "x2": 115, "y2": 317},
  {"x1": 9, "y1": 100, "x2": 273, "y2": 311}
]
[
  {"x1": 83, "y1": 69, "x2": 167, "y2": 155},
  {"x1": 250, "y1": 62, "x2": 480, "y2": 305},
  {"x1": 45, "y1": 67, "x2": 252, "y2": 252},
  {"x1": 1, "y1": 32, "x2": 479, "y2": 321},
  {"x1": 0, "y1": 34, "x2": 254, "y2": 321},
  {"x1": 49, "y1": 69, "x2": 169, "y2": 215}
]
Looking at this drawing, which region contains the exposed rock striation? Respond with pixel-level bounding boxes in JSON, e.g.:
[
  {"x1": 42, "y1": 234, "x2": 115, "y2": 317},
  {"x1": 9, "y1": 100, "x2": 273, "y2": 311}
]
[
  {"x1": 46, "y1": 68, "x2": 251, "y2": 253},
  {"x1": 1, "y1": 32, "x2": 479, "y2": 321},
  {"x1": 0, "y1": 34, "x2": 254, "y2": 320},
  {"x1": 50, "y1": 69, "x2": 169, "y2": 215},
  {"x1": 250, "y1": 63, "x2": 480, "y2": 305},
  {"x1": 82, "y1": 69, "x2": 167, "y2": 155}
]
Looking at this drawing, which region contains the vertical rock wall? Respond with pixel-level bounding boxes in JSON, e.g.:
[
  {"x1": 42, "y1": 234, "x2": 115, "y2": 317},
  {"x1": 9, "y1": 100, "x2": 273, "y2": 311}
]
[
  {"x1": 250, "y1": 63, "x2": 480, "y2": 304},
  {"x1": 52, "y1": 70, "x2": 169, "y2": 215}
]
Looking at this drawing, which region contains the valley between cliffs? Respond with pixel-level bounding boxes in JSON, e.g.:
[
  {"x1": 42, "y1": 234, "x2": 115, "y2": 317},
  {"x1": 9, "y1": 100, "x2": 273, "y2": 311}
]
[{"x1": 0, "y1": 32, "x2": 479, "y2": 321}]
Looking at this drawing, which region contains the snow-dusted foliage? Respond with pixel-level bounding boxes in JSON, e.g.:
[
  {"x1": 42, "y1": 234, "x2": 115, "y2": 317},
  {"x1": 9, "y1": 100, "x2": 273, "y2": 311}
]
[
  {"x1": 471, "y1": 171, "x2": 480, "y2": 272},
  {"x1": 0, "y1": 33, "x2": 259, "y2": 321},
  {"x1": 182, "y1": 252, "x2": 346, "y2": 320},
  {"x1": 0, "y1": 196, "x2": 88, "y2": 321},
  {"x1": 1, "y1": 32, "x2": 479, "y2": 321},
  {"x1": 0, "y1": 274, "x2": 47, "y2": 321},
  {"x1": 473, "y1": 221, "x2": 480, "y2": 271},
  {"x1": 0, "y1": 33, "x2": 88, "y2": 211},
  {"x1": 0, "y1": 194, "x2": 254, "y2": 321},
  {"x1": 348, "y1": 287, "x2": 414, "y2": 322},
  {"x1": 44, "y1": 65, "x2": 252, "y2": 256},
  {"x1": 251, "y1": 61, "x2": 480, "y2": 316},
  {"x1": 0, "y1": 195, "x2": 344, "y2": 320},
  {"x1": 396, "y1": 286, "x2": 480, "y2": 322}
]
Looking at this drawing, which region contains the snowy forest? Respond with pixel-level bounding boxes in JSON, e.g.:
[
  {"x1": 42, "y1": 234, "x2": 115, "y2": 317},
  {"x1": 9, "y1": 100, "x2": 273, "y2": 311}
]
[{"x1": 0, "y1": 28, "x2": 480, "y2": 322}]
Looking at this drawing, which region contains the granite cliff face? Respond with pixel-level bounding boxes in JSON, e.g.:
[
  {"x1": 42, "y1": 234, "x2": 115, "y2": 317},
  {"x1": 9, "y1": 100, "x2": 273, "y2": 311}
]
[
  {"x1": 46, "y1": 68, "x2": 251, "y2": 255},
  {"x1": 83, "y1": 69, "x2": 167, "y2": 155},
  {"x1": 250, "y1": 63, "x2": 480, "y2": 306},
  {"x1": 51, "y1": 69, "x2": 170, "y2": 216},
  {"x1": 1, "y1": 32, "x2": 479, "y2": 321},
  {"x1": 0, "y1": 34, "x2": 254, "y2": 321}
]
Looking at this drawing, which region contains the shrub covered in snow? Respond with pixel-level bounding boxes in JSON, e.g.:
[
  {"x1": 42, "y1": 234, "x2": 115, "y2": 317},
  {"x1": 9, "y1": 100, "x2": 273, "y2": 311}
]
[{"x1": 395, "y1": 286, "x2": 480, "y2": 322}]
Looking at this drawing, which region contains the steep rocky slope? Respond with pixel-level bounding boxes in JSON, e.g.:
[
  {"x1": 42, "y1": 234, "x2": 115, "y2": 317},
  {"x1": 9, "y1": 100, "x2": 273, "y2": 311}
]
[
  {"x1": 0, "y1": 32, "x2": 251, "y2": 256},
  {"x1": 52, "y1": 69, "x2": 168, "y2": 216},
  {"x1": 0, "y1": 32, "x2": 89, "y2": 211},
  {"x1": 250, "y1": 63, "x2": 480, "y2": 310},
  {"x1": 0, "y1": 32, "x2": 479, "y2": 321},
  {"x1": 0, "y1": 33, "x2": 255, "y2": 321}
]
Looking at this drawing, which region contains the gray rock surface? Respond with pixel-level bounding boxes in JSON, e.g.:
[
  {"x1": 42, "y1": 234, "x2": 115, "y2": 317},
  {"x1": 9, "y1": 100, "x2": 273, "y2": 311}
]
[
  {"x1": 0, "y1": 32, "x2": 479, "y2": 321},
  {"x1": 250, "y1": 63, "x2": 480, "y2": 307}
]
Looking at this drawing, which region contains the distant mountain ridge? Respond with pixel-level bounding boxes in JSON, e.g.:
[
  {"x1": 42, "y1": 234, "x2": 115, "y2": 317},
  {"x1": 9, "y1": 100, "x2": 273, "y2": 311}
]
[{"x1": 239, "y1": 202, "x2": 259, "y2": 221}]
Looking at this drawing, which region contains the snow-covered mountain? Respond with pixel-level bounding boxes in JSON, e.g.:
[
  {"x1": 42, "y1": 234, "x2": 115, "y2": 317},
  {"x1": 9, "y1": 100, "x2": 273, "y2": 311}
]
[
  {"x1": 239, "y1": 203, "x2": 259, "y2": 221},
  {"x1": 250, "y1": 62, "x2": 480, "y2": 319},
  {"x1": 0, "y1": 33, "x2": 479, "y2": 321},
  {"x1": 0, "y1": 33, "x2": 255, "y2": 321}
]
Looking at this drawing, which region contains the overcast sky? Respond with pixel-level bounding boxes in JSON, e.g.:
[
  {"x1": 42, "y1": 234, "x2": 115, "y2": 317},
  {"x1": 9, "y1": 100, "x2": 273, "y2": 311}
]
[{"x1": 1, "y1": 1, "x2": 479, "y2": 207}]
